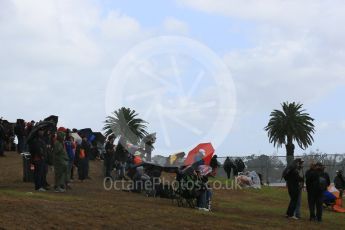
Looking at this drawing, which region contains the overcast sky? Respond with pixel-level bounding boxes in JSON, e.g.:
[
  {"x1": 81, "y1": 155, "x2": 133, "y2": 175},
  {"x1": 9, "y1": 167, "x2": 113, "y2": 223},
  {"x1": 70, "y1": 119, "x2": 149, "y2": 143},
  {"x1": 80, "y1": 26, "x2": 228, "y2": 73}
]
[{"x1": 1, "y1": 0, "x2": 345, "y2": 156}]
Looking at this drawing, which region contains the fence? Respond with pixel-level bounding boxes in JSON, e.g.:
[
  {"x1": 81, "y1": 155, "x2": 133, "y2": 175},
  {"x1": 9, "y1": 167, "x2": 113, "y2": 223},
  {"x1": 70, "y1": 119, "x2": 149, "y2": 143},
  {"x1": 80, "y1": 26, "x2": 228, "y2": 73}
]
[{"x1": 217, "y1": 154, "x2": 345, "y2": 184}]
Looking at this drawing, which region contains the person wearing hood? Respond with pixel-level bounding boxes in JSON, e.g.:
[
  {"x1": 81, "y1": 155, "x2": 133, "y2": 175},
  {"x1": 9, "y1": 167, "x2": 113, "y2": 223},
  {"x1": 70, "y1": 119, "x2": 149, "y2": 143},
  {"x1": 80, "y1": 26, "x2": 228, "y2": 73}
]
[
  {"x1": 334, "y1": 170, "x2": 345, "y2": 198},
  {"x1": 53, "y1": 130, "x2": 69, "y2": 192},
  {"x1": 28, "y1": 128, "x2": 48, "y2": 191},
  {"x1": 306, "y1": 162, "x2": 330, "y2": 222},
  {"x1": 210, "y1": 155, "x2": 220, "y2": 176},
  {"x1": 75, "y1": 135, "x2": 90, "y2": 181},
  {"x1": 223, "y1": 157, "x2": 233, "y2": 179},
  {"x1": 104, "y1": 135, "x2": 115, "y2": 180},
  {"x1": 284, "y1": 158, "x2": 304, "y2": 220}
]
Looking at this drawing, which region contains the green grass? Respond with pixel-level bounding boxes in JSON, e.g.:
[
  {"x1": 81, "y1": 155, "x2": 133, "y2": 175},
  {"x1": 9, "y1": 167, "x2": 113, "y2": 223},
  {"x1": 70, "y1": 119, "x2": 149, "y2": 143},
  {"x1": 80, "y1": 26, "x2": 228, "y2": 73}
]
[
  {"x1": 1, "y1": 153, "x2": 345, "y2": 230},
  {"x1": 0, "y1": 189, "x2": 81, "y2": 202}
]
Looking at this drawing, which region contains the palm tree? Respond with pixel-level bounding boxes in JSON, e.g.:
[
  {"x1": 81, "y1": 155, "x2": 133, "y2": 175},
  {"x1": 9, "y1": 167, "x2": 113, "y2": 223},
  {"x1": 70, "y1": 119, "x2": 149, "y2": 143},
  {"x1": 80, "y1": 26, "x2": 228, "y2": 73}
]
[
  {"x1": 103, "y1": 107, "x2": 148, "y2": 144},
  {"x1": 264, "y1": 102, "x2": 315, "y2": 165}
]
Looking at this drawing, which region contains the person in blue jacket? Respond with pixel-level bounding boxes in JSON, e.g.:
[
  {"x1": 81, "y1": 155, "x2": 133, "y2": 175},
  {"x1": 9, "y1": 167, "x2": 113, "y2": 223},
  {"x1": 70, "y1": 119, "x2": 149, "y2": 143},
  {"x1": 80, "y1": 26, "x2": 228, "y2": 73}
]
[{"x1": 64, "y1": 131, "x2": 75, "y2": 185}]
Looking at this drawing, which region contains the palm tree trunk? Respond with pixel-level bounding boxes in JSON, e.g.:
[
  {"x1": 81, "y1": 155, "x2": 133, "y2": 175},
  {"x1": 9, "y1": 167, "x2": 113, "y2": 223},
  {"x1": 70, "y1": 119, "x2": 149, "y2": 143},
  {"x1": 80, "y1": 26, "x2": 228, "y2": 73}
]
[{"x1": 285, "y1": 136, "x2": 295, "y2": 165}]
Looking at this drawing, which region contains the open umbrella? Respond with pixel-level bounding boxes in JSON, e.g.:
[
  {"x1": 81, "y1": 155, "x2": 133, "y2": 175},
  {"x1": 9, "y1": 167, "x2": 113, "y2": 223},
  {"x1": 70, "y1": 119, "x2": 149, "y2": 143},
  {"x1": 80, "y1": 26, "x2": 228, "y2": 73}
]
[
  {"x1": 44, "y1": 115, "x2": 59, "y2": 125},
  {"x1": 78, "y1": 128, "x2": 93, "y2": 138},
  {"x1": 184, "y1": 143, "x2": 215, "y2": 166},
  {"x1": 93, "y1": 132, "x2": 106, "y2": 143},
  {"x1": 26, "y1": 121, "x2": 56, "y2": 143},
  {"x1": 70, "y1": 132, "x2": 82, "y2": 144}
]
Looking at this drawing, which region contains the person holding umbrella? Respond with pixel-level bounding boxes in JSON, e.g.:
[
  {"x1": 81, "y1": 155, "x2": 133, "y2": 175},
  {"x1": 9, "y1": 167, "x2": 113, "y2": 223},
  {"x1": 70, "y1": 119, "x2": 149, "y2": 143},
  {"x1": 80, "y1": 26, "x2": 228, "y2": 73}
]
[{"x1": 28, "y1": 127, "x2": 48, "y2": 191}]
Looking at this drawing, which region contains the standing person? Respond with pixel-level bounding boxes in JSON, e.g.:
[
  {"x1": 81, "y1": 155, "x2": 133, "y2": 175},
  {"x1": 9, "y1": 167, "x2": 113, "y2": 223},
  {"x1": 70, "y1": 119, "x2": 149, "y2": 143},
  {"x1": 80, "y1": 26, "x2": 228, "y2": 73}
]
[
  {"x1": 334, "y1": 170, "x2": 345, "y2": 198},
  {"x1": 76, "y1": 136, "x2": 90, "y2": 182},
  {"x1": 104, "y1": 135, "x2": 115, "y2": 180},
  {"x1": 53, "y1": 130, "x2": 68, "y2": 192},
  {"x1": 64, "y1": 132, "x2": 75, "y2": 185},
  {"x1": 85, "y1": 136, "x2": 91, "y2": 180},
  {"x1": 294, "y1": 159, "x2": 305, "y2": 219},
  {"x1": 210, "y1": 155, "x2": 220, "y2": 176},
  {"x1": 284, "y1": 158, "x2": 304, "y2": 220},
  {"x1": 14, "y1": 119, "x2": 26, "y2": 153},
  {"x1": 306, "y1": 162, "x2": 330, "y2": 222},
  {"x1": 28, "y1": 128, "x2": 47, "y2": 191},
  {"x1": 195, "y1": 167, "x2": 213, "y2": 212},
  {"x1": 43, "y1": 130, "x2": 54, "y2": 189},
  {"x1": 25, "y1": 121, "x2": 35, "y2": 151},
  {"x1": 0, "y1": 120, "x2": 5, "y2": 157},
  {"x1": 235, "y1": 158, "x2": 245, "y2": 174},
  {"x1": 223, "y1": 157, "x2": 233, "y2": 179}
]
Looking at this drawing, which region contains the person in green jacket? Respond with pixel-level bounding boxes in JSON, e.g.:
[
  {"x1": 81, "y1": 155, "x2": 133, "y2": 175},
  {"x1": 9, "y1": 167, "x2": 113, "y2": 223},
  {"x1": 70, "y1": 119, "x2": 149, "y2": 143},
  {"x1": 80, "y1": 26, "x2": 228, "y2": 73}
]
[{"x1": 53, "y1": 131, "x2": 69, "y2": 193}]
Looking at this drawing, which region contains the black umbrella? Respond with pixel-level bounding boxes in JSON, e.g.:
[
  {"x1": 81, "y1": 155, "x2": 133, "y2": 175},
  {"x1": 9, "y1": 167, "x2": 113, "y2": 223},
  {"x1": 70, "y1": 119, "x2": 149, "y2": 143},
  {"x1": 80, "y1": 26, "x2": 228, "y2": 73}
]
[
  {"x1": 44, "y1": 115, "x2": 58, "y2": 125},
  {"x1": 78, "y1": 128, "x2": 93, "y2": 138},
  {"x1": 93, "y1": 132, "x2": 106, "y2": 143},
  {"x1": 26, "y1": 121, "x2": 56, "y2": 144}
]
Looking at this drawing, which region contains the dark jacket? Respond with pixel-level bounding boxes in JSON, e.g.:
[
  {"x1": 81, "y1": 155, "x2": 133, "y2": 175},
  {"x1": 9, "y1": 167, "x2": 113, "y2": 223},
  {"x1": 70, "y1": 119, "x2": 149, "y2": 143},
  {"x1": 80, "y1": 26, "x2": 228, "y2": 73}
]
[
  {"x1": 223, "y1": 158, "x2": 233, "y2": 171},
  {"x1": 334, "y1": 175, "x2": 345, "y2": 190},
  {"x1": 306, "y1": 169, "x2": 330, "y2": 194},
  {"x1": 75, "y1": 140, "x2": 91, "y2": 163},
  {"x1": 210, "y1": 157, "x2": 220, "y2": 169},
  {"x1": 114, "y1": 140, "x2": 128, "y2": 162},
  {"x1": 0, "y1": 124, "x2": 5, "y2": 140},
  {"x1": 105, "y1": 141, "x2": 115, "y2": 161},
  {"x1": 29, "y1": 137, "x2": 48, "y2": 161},
  {"x1": 235, "y1": 159, "x2": 245, "y2": 172},
  {"x1": 286, "y1": 167, "x2": 304, "y2": 190},
  {"x1": 14, "y1": 122, "x2": 25, "y2": 137}
]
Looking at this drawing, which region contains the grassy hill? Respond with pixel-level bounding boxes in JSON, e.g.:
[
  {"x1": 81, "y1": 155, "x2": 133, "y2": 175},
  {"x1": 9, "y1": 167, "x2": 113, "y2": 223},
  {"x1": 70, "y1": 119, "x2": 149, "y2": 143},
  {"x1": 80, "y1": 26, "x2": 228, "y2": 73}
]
[{"x1": 1, "y1": 152, "x2": 344, "y2": 230}]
